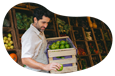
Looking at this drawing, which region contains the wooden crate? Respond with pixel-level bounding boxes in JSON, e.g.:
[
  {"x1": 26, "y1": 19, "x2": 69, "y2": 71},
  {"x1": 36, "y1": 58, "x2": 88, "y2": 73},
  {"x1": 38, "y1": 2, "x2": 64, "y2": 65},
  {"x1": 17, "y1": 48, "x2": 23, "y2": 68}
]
[{"x1": 46, "y1": 36, "x2": 77, "y2": 74}]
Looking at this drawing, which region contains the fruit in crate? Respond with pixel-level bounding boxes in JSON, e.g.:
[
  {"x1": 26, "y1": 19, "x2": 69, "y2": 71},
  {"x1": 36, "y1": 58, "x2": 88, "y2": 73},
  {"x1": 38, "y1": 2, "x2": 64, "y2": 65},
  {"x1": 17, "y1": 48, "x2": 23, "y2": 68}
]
[
  {"x1": 60, "y1": 40, "x2": 65, "y2": 45},
  {"x1": 57, "y1": 64, "x2": 63, "y2": 71},
  {"x1": 3, "y1": 33, "x2": 14, "y2": 49},
  {"x1": 60, "y1": 45, "x2": 65, "y2": 49},
  {"x1": 49, "y1": 40, "x2": 70, "y2": 50}
]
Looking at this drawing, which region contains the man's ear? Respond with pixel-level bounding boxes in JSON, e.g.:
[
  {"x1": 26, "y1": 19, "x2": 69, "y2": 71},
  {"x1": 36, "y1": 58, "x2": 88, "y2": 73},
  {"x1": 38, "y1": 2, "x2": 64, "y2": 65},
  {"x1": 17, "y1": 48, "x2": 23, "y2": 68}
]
[{"x1": 34, "y1": 17, "x2": 37, "y2": 23}]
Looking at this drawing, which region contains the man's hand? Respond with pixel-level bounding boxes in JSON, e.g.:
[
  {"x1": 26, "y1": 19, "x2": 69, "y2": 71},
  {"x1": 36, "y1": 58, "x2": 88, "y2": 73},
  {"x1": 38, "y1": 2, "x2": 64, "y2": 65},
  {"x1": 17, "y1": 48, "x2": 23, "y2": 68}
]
[{"x1": 44, "y1": 63, "x2": 61, "y2": 71}]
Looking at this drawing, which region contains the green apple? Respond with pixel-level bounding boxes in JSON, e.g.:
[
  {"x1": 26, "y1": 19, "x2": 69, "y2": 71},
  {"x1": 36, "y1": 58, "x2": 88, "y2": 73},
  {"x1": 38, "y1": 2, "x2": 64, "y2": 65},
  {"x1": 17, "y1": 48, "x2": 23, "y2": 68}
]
[
  {"x1": 57, "y1": 64, "x2": 63, "y2": 71},
  {"x1": 8, "y1": 33, "x2": 12, "y2": 38},
  {"x1": 65, "y1": 43, "x2": 70, "y2": 48},
  {"x1": 65, "y1": 41, "x2": 68, "y2": 44},
  {"x1": 10, "y1": 45, "x2": 14, "y2": 49},
  {"x1": 7, "y1": 47, "x2": 11, "y2": 49},
  {"x1": 56, "y1": 41, "x2": 60, "y2": 45},
  {"x1": 60, "y1": 40, "x2": 65, "y2": 45},
  {"x1": 4, "y1": 44, "x2": 8, "y2": 48},
  {"x1": 60, "y1": 45, "x2": 65, "y2": 49},
  {"x1": 9, "y1": 40, "x2": 13, "y2": 44},
  {"x1": 7, "y1": 37, "x2": 11, "y2": 41},
  {"x1": 5, "y1": 40, "x2": 9, "y2": 44},
  {"x1": 51, "y1": 44, "x2": 56, "y2": 50},
  {"x1": 3, "y1": 36, "x2": 7, "y2": 40},
  {"x1": 7, "y1": 43, "x2": 11, "y2": 47}
]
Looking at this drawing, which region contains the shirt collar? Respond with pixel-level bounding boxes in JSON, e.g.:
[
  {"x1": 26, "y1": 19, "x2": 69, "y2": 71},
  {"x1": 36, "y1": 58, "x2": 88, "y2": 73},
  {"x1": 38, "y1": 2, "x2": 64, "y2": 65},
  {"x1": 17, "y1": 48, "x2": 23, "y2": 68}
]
[{"x1": 30, "y1": 23, "x2": 41, "y2": 36}]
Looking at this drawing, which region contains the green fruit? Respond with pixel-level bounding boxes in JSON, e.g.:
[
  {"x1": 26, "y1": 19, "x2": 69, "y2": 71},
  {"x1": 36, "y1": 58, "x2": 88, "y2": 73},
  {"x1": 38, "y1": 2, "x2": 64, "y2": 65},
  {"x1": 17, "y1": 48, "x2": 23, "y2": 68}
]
[
  {"x1": 52, "y1": 42, "x2": 56, "y2": 45},
  {"x1": 7, "y1": 37, "x2": 11, "y2": 41},
  {"x1": 56, "y1": 41, "x2": 60, "y2": 45},
  {"x1": 7, "y1": 43, "x2": 11, "y2": 47},
  {"x1": 60, "y1": 45, "x2": 65, "y2": 49},
  {"x1": 49, "y1": 45, "x2": 51, "y2": 49},
  {"x1": 4, "y1": 44, "x2": 8, "y2": 48},
  {"x1": 10, "y1": 45, "x2": 14, "y2": 49},
  {"x1": 65, "y1": 41, "x2": 68, "y2": 44},
  {"x1": 8, "y1": 33, "x2": 12, "y2": 38},
  {"x1": 9, "y1": 41, "x2": 13, "y2": 44},
  {"x1": 65, "y1": 43, "x2": 70, "y2": 48},
  {"x1": 51, "y1": 44, "x2": 56, "y2": 50},
  {"x1": 60, "y1": 40, "x2": 65, "y2": 45},
  {"x1": 57, "y1": 64, "x2": 63, "y2": 71},
  {"x1": 3, "y1": 36, "x2": 7, "y2": 40}
]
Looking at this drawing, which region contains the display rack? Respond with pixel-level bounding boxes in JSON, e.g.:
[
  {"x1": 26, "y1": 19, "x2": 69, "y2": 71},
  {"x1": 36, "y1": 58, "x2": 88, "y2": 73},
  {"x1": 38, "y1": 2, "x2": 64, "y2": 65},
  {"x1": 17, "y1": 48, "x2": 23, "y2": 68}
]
[
  {"x1": 70, "y1": 17, "x2": 112, "y2": 70},
  {"x1": 54, "y1": 13, "x2": 73, "y2": 41},
  {"x1": 3, "y1": 10, "x2": 22, "y2": 66}
]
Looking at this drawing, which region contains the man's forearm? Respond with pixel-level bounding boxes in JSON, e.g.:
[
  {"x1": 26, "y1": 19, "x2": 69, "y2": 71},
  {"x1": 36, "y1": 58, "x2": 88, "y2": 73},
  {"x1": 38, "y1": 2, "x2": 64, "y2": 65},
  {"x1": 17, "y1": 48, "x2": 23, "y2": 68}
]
[{"x1": 22, "y1": 58, "x2": 46, "y2": 70}]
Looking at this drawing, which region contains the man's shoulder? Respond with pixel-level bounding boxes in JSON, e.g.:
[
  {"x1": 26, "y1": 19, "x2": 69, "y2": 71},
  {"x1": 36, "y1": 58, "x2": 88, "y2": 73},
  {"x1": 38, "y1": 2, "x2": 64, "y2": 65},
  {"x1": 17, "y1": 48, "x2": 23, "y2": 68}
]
[{"x1": 21, "y1": 27, "x2": 36, "y2": 39}]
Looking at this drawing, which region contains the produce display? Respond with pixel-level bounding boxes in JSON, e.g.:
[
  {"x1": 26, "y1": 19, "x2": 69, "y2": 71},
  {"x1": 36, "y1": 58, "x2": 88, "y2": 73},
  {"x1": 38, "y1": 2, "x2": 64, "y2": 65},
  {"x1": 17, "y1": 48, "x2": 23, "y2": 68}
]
[
  {"x1": 49, "y1": 40, "x2": 70, "y2": 50},
  {"x1": 3, "y1": 33, "x2": 14, "y2": 49},
  {"x1": 94, "y1": 29, "x2": 103, "y2": 40},
  {"x1": 81, "y1": 59, "x2": 87, "y2": 69},
  {"x1": 84, "y1": 28, "x2": 93, "y2": 40},
  {"x1": 77, "y1": 17, "x2": 89, "y2": 27},
  {"x1": 78, "y1": 48, "x2": 86, "y2": 55},
  {"x1": 92, "y1": 56, "x2": 100, "y2": 65},
  {"x1": 85, "y1": 32, "x2": 92, "y2": 40},
  {"x1": 57, "y1": 18, "x2": 71, "y2": 34},
  {"x1": 103, "y1": 30, "x2": 110, "y2": 40},
  {"x1": 89, "y1": 42, "x2": 98, "y2": 54},
  {"x1": 74, "y1": 28, "x2": 84, "y2": 40},
  {"x1": 76, "y1": 42, "x2": 87, "y2": 55},
  {"x1": 106, "y1": 41, "x2": 112, "y2": 51},
  {"x1": 16, "y1": 12, "x2": 33, "y2": 30},
  {"x1": 98, "y1": 42, "x2": 106, "y2": 53}
]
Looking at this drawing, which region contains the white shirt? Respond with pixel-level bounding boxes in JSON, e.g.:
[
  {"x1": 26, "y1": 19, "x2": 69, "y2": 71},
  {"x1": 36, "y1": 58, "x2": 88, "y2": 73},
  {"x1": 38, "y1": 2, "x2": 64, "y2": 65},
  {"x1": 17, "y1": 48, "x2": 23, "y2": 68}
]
[{"x1": 21, "y1": 24, "x2": 48, "y2": 72}]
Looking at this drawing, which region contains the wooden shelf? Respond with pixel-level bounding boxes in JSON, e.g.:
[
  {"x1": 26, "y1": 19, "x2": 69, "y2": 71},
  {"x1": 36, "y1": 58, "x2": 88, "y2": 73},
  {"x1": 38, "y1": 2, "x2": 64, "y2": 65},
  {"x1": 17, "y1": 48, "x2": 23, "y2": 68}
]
[
  {"x1": 87, "y1": 40, "x2": 94, "y2": 42},
  {"x1": 79, "y1": 55, "x2": 89, "y2": 57},
  {"x1": 91, "y1": 54, "x2": 99, "y2": 56},
  {"x1": 3, "y1": 27, "x2": 12, "y2": 32},
  {"x1": 75, "y1": 40, "x2": 85, "y2": 42},
  {"x1": 7, "y1": 49, "x2": 17, "y2": 52}
]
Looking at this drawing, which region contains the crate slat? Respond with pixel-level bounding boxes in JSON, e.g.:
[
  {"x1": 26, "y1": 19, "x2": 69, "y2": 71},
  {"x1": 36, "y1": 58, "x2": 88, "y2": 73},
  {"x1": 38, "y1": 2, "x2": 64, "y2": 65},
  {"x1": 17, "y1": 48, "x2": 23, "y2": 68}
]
[
  {"x1": 50, "y1": 66, "x2": 77, "y2": 74},
  {"x1": 49, "y1": 57, "x2": 77, "y2": 64},
  {"x1": 48, "y1": 48, "x2": 76, "y2": 57}
]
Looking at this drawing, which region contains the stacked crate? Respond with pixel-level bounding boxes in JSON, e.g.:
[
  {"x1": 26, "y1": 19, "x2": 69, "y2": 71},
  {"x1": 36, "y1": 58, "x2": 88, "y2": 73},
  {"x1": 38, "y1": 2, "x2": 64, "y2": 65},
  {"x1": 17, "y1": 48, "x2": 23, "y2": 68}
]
[{"x1": 46, "y1": 36, "x2": 77, "y2": 74}]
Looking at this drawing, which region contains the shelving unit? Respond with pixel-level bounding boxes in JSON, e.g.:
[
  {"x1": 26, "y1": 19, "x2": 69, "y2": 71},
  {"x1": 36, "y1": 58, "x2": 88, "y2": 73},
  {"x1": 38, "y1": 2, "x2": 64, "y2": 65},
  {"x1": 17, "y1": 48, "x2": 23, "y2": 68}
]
[
  {"x1": 45, "y1": 14, "x2": 58, "y2": 38},
  {"x1": 69, "y1": 17, "x2": 112, "y2": 70},
  {"x1": 54, "y1": 14, "x2": 74, "y2": 41},
  {"x1": 3, "y1": 10, "x2": 22, "y2": 65}
]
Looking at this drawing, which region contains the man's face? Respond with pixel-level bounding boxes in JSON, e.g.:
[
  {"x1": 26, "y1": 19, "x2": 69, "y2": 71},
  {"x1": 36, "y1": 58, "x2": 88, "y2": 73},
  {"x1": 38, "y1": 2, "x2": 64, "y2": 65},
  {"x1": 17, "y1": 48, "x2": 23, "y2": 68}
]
[{"x1": 35, "y1": 15, "x2": 50, "y2": 32}]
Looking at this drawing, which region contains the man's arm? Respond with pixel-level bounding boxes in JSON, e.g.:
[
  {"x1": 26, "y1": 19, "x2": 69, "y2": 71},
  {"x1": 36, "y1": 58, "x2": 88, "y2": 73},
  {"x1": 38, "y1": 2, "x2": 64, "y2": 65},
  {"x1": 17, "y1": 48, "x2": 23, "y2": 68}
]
[{"x1": 22, "y1": 58, "x2": 61, "y2": 71}]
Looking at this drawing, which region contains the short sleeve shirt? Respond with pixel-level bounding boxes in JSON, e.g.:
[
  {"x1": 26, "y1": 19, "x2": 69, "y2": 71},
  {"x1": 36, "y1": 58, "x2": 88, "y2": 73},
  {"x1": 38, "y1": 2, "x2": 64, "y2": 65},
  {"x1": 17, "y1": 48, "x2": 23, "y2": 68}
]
[{"x1": 21, "y1": 24, "x2": 48, "y2": 71}]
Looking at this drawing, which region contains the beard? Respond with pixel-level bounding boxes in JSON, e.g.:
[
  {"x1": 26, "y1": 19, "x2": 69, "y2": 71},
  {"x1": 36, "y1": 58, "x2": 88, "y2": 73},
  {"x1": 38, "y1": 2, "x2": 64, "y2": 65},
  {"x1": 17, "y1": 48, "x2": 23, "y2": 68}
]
[
  {"x1": 35, "y1": 22, "x2": 45, "y2": 32},
  {"x1": 38, "y1": 26, "x2": 46, "y2": 32}
]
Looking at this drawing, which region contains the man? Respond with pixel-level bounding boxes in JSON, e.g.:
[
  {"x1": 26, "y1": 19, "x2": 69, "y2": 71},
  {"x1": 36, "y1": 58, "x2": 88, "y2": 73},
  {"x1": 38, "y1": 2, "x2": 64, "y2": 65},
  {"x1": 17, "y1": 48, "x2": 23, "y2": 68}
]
[{"x1": 21, "y1": 7, "x2": 61, "y2": 73}]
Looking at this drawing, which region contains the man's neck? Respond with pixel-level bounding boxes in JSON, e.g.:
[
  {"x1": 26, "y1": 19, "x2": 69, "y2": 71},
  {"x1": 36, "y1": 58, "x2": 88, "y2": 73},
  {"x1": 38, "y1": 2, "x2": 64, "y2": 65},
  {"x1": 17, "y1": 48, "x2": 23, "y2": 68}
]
[{"x1": 32, "y1": 23, "x2": 43, "y2": 33}]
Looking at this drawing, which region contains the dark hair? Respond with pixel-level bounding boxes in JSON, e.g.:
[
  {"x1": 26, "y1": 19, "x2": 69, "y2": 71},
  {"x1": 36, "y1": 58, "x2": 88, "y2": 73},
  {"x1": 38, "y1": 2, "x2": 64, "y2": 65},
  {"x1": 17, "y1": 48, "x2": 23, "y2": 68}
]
[{"x1": 33, "y1": 6, "x2": 53, "y2": 22}]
